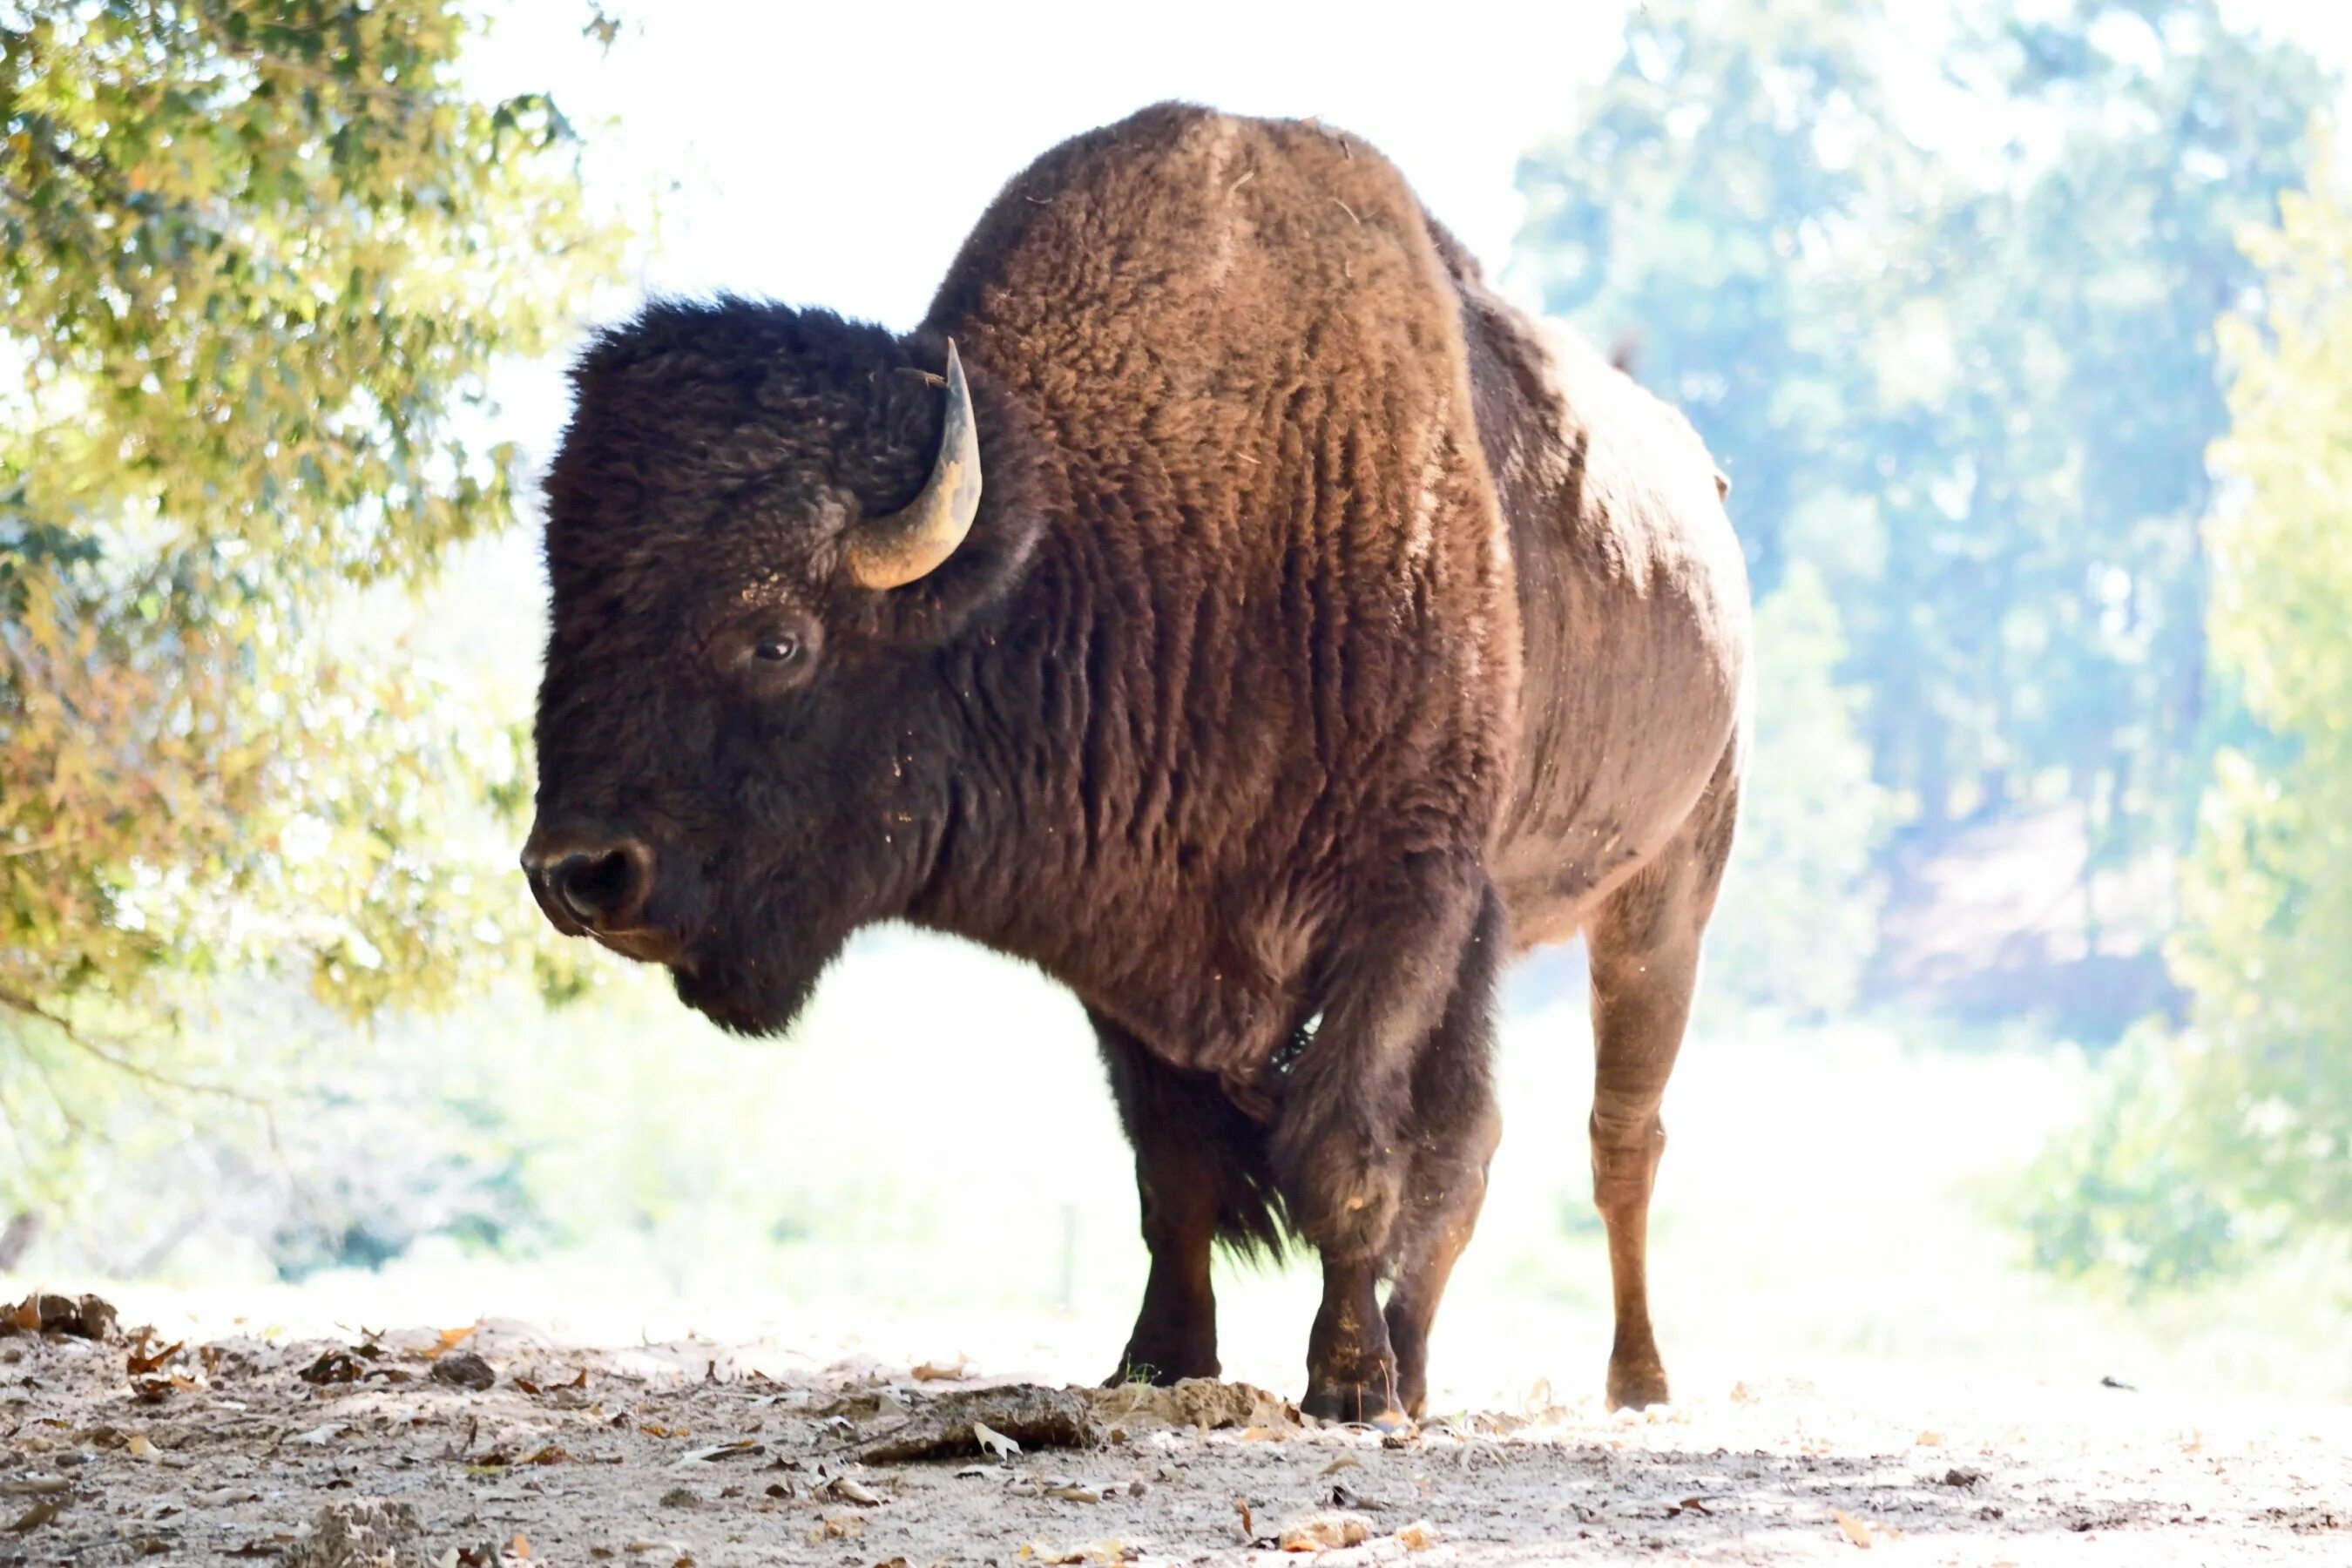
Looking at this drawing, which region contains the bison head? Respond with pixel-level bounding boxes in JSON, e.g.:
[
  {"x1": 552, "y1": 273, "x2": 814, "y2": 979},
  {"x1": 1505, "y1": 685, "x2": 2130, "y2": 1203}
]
[{"x1": 521, "y1": 301, "x2": 1040, "y2": 1034}]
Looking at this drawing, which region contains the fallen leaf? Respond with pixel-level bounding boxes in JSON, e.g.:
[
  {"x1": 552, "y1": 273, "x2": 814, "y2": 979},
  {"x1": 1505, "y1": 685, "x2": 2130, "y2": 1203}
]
[
  {"x1": 0, "y1": 1480, "x2": 68, "y2": 1497},
  {"x1": 1916, "y1": 1429, "x2": 1945, "y2": 1447},
  {"x1": 679, "y1": 1441, "x2": 761, "y2": 1463},
  {"x1": 1831, "y1": 1509, "x2": 1903, "y2": 1548},
  {"x1": 1026, "y1": 1541, "x2": 1132, "y2": 1565},
  {"x1": 291, "y1": 1423, "x2": 343, "y2": 1446},
  {"x1": 428, "y1": 1325, "x2": 479, "y2": 1359},
  {"x1": 127, "y1": 1339, "x2": 185, "y2": 1376},
  {"x1": 807, "y1": 1515, "x2": 862, "y2": 1542},
  {"x1": 1044, "y1": 1484, "x2": 1102, "y2": 1504},
  {"x1": 1278, "y1": 1511, "x2": 1370, "y2": 1551},
  {"x1": 913, "y1": 1356, "x2": 970, "y2": 1382},
  {"x1": 973, "y1": 1421, "x2": 1021, "y2": 1461},
  {"x1": 822, "y1": 1476, "x2": 882, "y2": 1505},
  {"x1": 1318, "y1": 1455, "x2": 1363, "y2": 1477},
  {"x1": 1393, "y1": 1520, "x2": 1439, "y2": 1551},
  {"x1": 511, "y1": 1532, "x2": 531, "y2": 1558},
  {"x1": 6, "y1": 1499, "x2": 62, "y2": 1533},
  {"x1": 300, "y1": 1349, "x2": 367, "y2": 1386},
  {"x1": 126, "y1": 1435, "x2": 159, "y2": 1463}
]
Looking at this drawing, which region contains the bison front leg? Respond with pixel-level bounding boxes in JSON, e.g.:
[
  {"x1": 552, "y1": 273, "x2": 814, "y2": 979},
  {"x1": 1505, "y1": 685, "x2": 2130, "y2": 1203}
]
[
  {"x1": 1093, "y1": 1011, "x2": 1277, "y2": 1386},
  {"x1": 1274, "y1": 865, "x2": 1485, "y2": 1427}
]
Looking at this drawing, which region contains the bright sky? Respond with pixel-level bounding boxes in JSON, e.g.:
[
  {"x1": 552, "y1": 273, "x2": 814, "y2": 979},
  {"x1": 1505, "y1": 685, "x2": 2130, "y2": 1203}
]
[
  {"x1": 464, "y1": 0, "x2": 2350, "y2": 464},
  {"x1": 474, "y1": 1, "x2": 1630, "y2": 335}
]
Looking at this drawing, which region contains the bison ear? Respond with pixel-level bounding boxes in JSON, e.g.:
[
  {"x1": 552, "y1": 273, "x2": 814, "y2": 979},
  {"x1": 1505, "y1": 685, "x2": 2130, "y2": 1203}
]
[{"x1": 833, "y1": 337, "x2": 1046, "y2": 649}]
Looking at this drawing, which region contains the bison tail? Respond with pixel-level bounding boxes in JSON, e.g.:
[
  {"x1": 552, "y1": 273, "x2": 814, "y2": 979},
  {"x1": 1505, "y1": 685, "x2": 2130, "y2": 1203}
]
[{"x1": 1212, "y1": 1159, "x2": 1294, "y2": 1264}]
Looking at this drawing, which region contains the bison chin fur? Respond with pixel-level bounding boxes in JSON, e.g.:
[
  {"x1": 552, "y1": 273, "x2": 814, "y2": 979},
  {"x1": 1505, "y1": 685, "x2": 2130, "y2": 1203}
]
[
  {"x1": 669, "y1": 950, "x2": 830, "y2": 1039},
  {"x1": 666, "y1": 883, "x2": 868, "y2": 1039}
]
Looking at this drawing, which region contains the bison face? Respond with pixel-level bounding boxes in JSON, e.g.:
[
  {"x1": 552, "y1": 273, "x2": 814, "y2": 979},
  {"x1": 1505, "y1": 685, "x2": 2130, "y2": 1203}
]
[{"x1": 521, "y1": 301, "x2": 1034, "y2": 1035}]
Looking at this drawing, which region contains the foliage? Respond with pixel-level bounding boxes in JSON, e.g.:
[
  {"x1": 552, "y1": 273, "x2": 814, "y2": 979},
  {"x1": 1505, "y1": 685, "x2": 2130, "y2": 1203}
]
[
  {"x1": 2175, "y1": 125, "x2": 2352, "y2": 1229},
  {"x1": 2018, "y1": 130, "x2": 2352, "y2": 1281},
  {"x1": 2009, "y1": 1024, "x2": 2242, "y2": 1292},
  {"x1": 0, "y1": 0, "x2": 621, "y2": 1119},
  {"x1": 1703, "y1": 565, "x2": 1889, "y2": 1016},
  {"x1": 1515, "y1": 0, "x2": 2328, "y2": 862}
]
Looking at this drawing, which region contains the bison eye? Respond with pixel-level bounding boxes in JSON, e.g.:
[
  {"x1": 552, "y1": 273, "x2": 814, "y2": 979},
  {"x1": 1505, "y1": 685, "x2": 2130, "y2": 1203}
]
[{"x1": 753, "y1": 634, "x2": 801, "y2": 664}]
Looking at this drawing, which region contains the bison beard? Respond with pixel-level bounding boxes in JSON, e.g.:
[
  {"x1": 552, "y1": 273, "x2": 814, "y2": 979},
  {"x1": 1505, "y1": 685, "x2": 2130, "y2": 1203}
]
[{"x1": 524, "y1": 104, "x2": 1750, "y2": 1422}]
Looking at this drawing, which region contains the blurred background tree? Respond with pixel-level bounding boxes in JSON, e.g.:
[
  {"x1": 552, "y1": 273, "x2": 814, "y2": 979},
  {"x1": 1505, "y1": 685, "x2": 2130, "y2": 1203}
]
[
  {"x1": 1517, "y1": 0, "x2": 2331, "y2": 1036},
  {"x1": 1, "y1": 3, "x2": 619, "y2": 1190},
  {"x1": 2021, "y1": 130, "x2": 2352, "y2": 1284},
  {"x1": 2179, "y1": 128, "x2": 2352, "y2": 1233}
]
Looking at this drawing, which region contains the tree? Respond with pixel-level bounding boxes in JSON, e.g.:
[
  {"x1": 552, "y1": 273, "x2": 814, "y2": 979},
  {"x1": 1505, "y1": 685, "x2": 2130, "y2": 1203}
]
[
  {"x1": 2017, "y1": 129, "x2": 2352, "y2": 1284},
  {"x1": 1515, "y1": 0, "x2": 2328, "y2": 864},
  {"x1": 2169, "y1": 126, "x2": 2352, "y2": 1227},
  {"x1": 1, "y1": 4, "x2": 620, "y2": 1103}
]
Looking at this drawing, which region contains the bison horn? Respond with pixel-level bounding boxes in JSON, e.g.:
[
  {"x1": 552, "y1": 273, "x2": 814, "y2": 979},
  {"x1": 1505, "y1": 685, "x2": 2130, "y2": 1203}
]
[{"x1": 845, "y1": 338, "x2": 983, "y2": 590}]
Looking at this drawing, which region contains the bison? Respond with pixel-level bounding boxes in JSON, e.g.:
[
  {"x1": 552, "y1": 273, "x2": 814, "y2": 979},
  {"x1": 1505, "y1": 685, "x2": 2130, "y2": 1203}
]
[{"x1": 523, "y1": 103, "x2": 1749, "y2": 1422}]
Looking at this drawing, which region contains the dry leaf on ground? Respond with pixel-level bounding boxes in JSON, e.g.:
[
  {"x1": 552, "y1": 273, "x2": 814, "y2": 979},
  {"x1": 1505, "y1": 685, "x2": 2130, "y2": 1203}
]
[
  {"x1": 1394, "y1": 1519, "x2": 1440, "y2": 1551},
  {"x1": 1278, "y1": 1511, "x2": 1371, "y2": 1551},
  {"x1": 1832, "y1": 1507, "x2": 1904, "y2": 1548}
]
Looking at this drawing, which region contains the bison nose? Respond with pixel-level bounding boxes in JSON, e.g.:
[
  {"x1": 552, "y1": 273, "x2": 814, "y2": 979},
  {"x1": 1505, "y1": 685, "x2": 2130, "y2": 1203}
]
[{"x1": 523, "y1": 835, "x2": 655, "y2": 931}]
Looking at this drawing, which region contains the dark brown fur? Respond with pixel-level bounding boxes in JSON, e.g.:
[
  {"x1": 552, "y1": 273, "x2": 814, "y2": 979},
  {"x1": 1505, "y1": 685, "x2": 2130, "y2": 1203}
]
[{"x1": 525, "y1": 104, "x2": 1749, "y2": 1419}]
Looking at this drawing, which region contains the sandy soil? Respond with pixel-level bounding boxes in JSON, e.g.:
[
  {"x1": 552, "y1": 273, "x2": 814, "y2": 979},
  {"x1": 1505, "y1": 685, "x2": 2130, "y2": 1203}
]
[{"x1": 2, "y1": 1297, "x2": 2346, "y2": 1568}]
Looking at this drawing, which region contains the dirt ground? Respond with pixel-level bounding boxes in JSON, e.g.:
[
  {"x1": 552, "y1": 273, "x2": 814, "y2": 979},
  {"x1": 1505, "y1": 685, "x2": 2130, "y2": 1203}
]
[{"x1": 0, "y1": 1299, "x2": 2344, "y2": 1568}]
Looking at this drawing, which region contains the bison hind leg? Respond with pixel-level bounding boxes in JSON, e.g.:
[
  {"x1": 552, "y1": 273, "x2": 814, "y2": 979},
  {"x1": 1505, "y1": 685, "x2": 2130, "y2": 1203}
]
[{"x1": 1583, "y1": 740, "x2": 1741, "y2": 1411}]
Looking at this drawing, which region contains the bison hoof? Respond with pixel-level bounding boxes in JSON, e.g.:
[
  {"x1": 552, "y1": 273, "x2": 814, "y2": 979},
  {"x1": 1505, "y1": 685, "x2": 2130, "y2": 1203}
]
[
  {"x1": 1301, "y1": 1371, "x2": 1409, "y2": 1429},
  {"x1": 1605, "y1": 1360, "x2": 1672, "y2": 1412}
]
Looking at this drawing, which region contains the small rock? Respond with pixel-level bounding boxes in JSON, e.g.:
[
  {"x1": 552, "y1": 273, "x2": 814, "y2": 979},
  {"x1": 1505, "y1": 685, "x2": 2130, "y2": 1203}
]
[
  {"x1": 659, "y1": 1487, "x2": 702, "y2": 1510},
  {"x1": 3, "y1": 1292, "x2": 118, "y2": 1340},
  {"x1": 1943, "y1": 1467, "x2": 1986, "y2": 1489},
  {"x1": 430, "y1": 1352, "x2": 496, "y2": 1392}
]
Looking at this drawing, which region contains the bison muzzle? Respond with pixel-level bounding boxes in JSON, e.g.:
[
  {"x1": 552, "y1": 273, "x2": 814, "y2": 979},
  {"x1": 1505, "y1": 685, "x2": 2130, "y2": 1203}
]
[{"x1": 524, "y1": 103, "x2": 1751, "y2": 1422}]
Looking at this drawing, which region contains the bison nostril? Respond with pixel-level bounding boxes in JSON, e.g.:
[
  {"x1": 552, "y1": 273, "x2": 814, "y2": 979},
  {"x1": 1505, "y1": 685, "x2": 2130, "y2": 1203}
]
[{"x1": 551, "y1": 842, "x2": 652, "y2": 929}]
